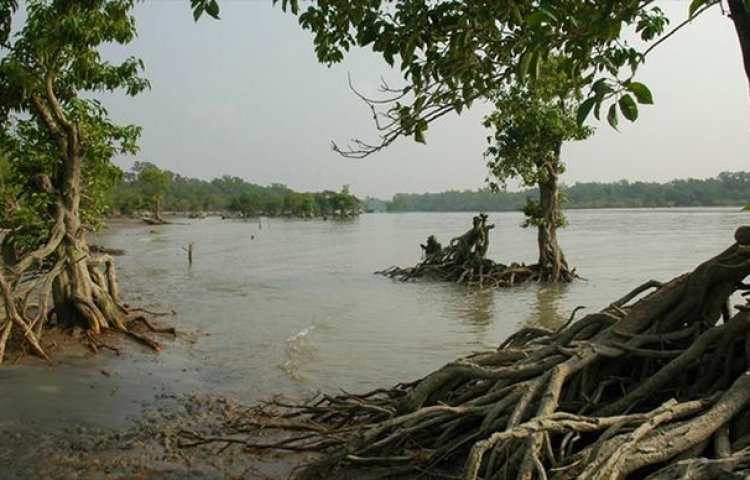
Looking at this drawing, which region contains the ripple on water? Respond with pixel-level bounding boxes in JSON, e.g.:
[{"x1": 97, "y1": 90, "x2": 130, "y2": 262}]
[{"x1": 282, "y1": 322, "x2": 320, "y2": 382}]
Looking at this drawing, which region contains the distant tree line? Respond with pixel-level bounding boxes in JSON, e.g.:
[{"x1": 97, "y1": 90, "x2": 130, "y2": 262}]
[
  {"x1": 107, "y1": 162, "x2": 361, "y2": 218},
  {"x1": 375, "y1": 172, "x2": 750, "y2": 212}
]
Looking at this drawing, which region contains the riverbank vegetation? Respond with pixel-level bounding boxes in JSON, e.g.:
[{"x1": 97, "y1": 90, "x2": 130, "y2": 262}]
[
  {"x1": 107, "y1": 162, "x2": 362, "y2": 219},
  {"x1": 372, "y1": 171, "x2": 750, "y2": 213},
  {"x1": 1, "y1": 0, "x2": 748, "y2": 477},
  {"x1": 180, "y1": 0, "x2": 750, "y2": 477},
  {"x1": 0, "y1": 0, "x2": 172, "y2": 364}
]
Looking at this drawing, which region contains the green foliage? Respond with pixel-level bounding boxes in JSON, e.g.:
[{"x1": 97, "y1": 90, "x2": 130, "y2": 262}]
[
  {"x1": 359, "y1": 196, "x2": 386, "y2": 213},
  {"x1": 132, "y1": 161, "x2": 169, "y2": 215},
  {"x1": 482, "y1": 60, "x2": 591, "y2": 232},
  {"x1": 0, "y1": 0, "x2": 17, "y2": 44},
  {"x1": 269, "y1": 0, "x2": 684, "y2": 152},
  {"x1": 190, "y1": 0, "x2": 220, "y2": 20},
  {"x1": 521, "y1": 196, "x2": 568, "y2": 229},
  {"x1": 383, "y1": 172, "x2": 750, "y2": 212},
  {"x1": 0, "y1": 0, "x2": 146, "y2": 251},
  {"x1": 230, "y1": 191, "x2": 262, "y2": 217},
  {"x1": 484, "y1": 61, "x2": 592, "y2": 190},
  {"x1": 108, "y1": 167, "x2": 362, "y2": 219},
  {"x1": 385, "y1": 196, "x2": 407, "y2": 213}
]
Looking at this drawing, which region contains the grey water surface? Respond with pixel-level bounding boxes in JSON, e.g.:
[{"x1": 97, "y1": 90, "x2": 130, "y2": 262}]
[{"x1": 0, "y1": 208, "x2": 746, "y2": 429}]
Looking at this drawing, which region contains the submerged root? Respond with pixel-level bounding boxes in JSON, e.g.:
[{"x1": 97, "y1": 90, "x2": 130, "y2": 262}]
[
  {"x1": 181, "y1": 228, "x2": 750, "y2": 479},
  {"x1": 377, "y1": 214, "x2": 576, "y2": 288},
  {"x1": 377, "y1": 258, "x2": 576, "y2": 288}
]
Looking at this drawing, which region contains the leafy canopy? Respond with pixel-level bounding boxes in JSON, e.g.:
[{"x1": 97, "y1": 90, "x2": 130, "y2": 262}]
[
  {"x1": 484, "y1": 59, "x2": 592, "y2": 190},
  {"x1": 269, "y1": 0, "x2": 673, "y2": 152},
  {"x1": 188, "y1": 1, "x2": 749, "y2": 150},
  {"x1": 0, "y1": 0, "x2": 148, "y2": 249},
  {"x1": 133, "y1": 161, "x2": 170, "y2": 208}
]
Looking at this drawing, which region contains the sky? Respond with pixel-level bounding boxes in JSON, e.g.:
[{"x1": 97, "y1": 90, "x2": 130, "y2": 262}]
[{"x1": 103, "y1": 1, "x2": 750, "y2": 199}]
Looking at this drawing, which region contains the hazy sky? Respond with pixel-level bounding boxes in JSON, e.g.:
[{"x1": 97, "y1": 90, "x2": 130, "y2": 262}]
[{"x1": 104, "y1": 1, "x2": 749, "y2": 199}]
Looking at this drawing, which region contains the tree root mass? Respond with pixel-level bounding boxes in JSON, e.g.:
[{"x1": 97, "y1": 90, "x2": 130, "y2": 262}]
[
  {"x1": 377, "y1": 214, "x2": 576, "y2": 288},
  {"x1": 180, "y1": 228, "x2": 750, "y2": 479},
  {"x1": 0, "y1": 225, "x2": 171, "y2": 364}
]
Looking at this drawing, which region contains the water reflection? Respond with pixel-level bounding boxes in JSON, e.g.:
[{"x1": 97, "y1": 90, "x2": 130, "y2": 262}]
[
  {"x1": 456, "y1": 289, "x2": 495, "y2": 333},
  {"x1": 523, "y1": 284, "x2": 569, "y2": 331}
]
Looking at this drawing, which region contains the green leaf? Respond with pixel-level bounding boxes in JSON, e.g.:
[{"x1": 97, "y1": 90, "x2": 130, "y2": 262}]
[
  {"x1": 526, "y1": 11, "x2": 549, "y2": 26},
  {"x1": 592, "y1": 79, "x2": 612, "y2": 96},
  {"x1": 626, "y1": 82, "x2": 653, "y2": 104},
  {"x1": 538, "y1": 6, "x2": 558, "y2": 23},
  {"x1": 205, "y1": 0, "x2": 220, "y2": 19},
  {"x1": 618, "y1": 94, "x2": 638, "y2": 121},
  {"x1": 531, "y1": 51, "x2": 541, "y2": 80},
  {"x1": 688, "y1": 0, "x2": 707, "y2": 17},
  {"x1": 577, "y1": 97, "x2": 597, "y2": 125},
  {"x1": 745, "y1": 0, "x2": 750, "y2": 12},
  {"x1": 607, "y1": 103, "x2": 619, "y2": 129},
  {"x1": 414, "y1": 119, "x2": 428, "y2": 144},
  {"x1": 192, "y1": 3, "x2": 205, "y2": 21},
  {"x1": 518, "y1": 51, "x2": 532, "y2": 78}
]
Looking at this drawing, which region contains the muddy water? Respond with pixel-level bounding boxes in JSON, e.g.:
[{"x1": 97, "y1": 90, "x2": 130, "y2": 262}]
[{"x1": 0, "y1": 209, "x2": 746, "y2": 430}]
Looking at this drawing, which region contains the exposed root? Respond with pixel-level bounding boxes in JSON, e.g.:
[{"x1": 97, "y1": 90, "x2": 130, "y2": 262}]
[
  {"x1": 181, "y1": 228, "x2": 750, "y2": 479},
  {"x1": 127, "y1": 314, "x2": 177, "y2": 334},
  {"x1": 377, "y1": 214, "x2": 576, "y2": 288},
  {"x1": 0, "y1": 233, "x2": 174, "y2": 364}
]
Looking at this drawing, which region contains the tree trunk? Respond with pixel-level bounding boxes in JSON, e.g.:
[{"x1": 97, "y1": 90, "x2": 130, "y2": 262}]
[
  {"x1": 536, "y1": 156, "x2": 569, "y2": 282},
  {"x1": 728, "y1": 0, "x2": 750, "y2": 91},
  {"x1": 52, "y1": 136, "x2": 120, "y2": 331},
  {"x1": 0, "y1": 67, "x2": 164, "y2": 364},
  {"x1": 154, "y1": 197, "x2": 162, "y2": 222}
]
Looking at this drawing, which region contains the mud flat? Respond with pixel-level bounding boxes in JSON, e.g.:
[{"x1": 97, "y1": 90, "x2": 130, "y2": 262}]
[{"x1": 0, "y1": 393, "x2": 297, "y2": 480}]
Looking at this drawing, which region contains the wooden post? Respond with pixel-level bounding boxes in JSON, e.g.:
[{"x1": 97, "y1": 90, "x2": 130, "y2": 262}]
[{"x1": 182, "y1": 242, "x2": 194, "y2": 265}]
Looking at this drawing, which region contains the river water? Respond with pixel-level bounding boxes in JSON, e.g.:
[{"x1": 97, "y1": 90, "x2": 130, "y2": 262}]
[{"x1": 0, "y1": 208, "x2": 747, "y2": 430}]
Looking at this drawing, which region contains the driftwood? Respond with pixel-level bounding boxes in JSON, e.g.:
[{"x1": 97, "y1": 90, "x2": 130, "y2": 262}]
[
  {"x1": 89, "y1": 244, "x2": 126, "y2": 256},
  {"x1": 378, "y1": 214, "x2": 575, "y2": 288},
  {"x1": 179, "y1": 227, "x2": 750, "y2": 479},
  {"x1": 142, "y1": 216, "x2": 170, "y2": 225}
]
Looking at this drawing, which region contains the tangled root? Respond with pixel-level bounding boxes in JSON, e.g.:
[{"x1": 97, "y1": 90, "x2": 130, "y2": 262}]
[{"x1": 180, "y1": 229, "x2": 750, "y2": 479}]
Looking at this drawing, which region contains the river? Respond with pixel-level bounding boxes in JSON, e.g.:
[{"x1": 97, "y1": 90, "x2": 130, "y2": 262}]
[{"x1": 0, "y1": 208, "x2": 746, "y2": 431}]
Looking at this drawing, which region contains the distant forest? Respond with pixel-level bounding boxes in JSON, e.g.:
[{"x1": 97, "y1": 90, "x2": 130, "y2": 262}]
[
  {"x1": 367, "y1": 172, "x2": 750, "y2": 212},
  {"x1": 108, "y1": 165, "x2": 360, "y2": 218},
  {"x1": 108, "y1": 169, "x2": 750, "y2": 217}
]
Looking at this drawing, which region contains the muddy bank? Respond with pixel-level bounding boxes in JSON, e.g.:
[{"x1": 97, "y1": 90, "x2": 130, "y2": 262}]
[{"x1": 0, "y1": 394, "x2": 296, "y2": 480}]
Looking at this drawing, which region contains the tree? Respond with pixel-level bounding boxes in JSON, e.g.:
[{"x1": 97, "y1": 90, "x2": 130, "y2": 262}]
[
  {"x1": 0, "y1": 0, "x2": 157, "y2": 362},
  {"x1": 259, "y1": 0, "x2": 749, "y2": 278},
  {"x1": 484, "y1": 61, "x2": 592, "y2": 281},
  {"x1": 229, "y1": 191, "x2": 262, "y2": 217},
  {"x1": 0, "y1": 149, "x2": 13, "y2": 218},
  {"x1": 181, "y1": 2, "x2": 750, "y2": 479},
  {"x1": 133, "y1": 161, "x2": 170, "y2": 221}
]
